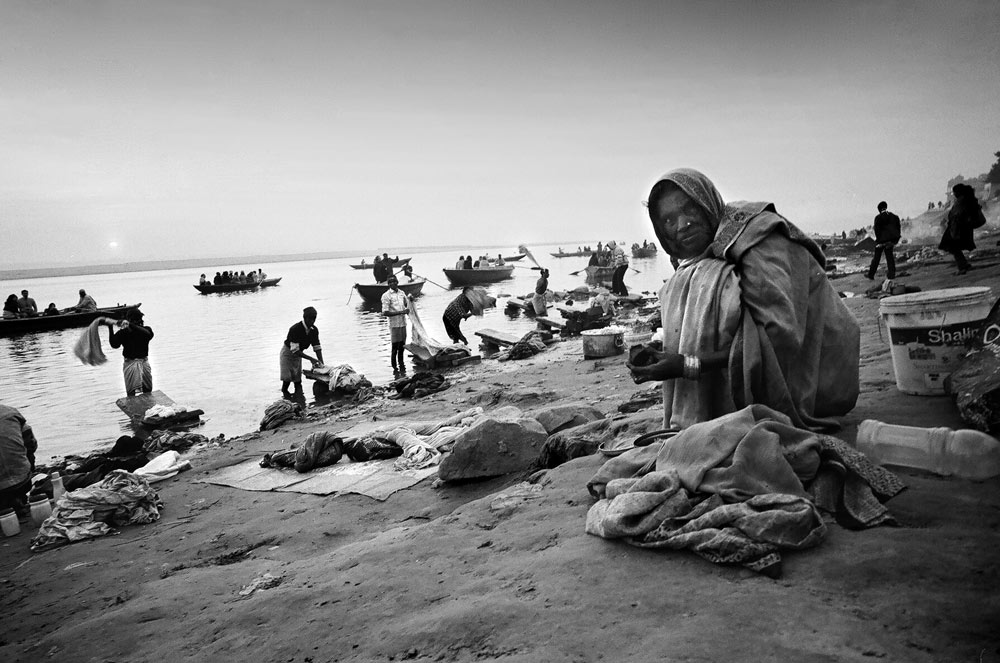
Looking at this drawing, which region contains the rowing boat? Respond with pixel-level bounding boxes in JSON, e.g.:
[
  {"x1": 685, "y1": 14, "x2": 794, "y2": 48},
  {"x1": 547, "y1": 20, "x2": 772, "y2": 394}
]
[
  {"x1": 503, "y1": 254, "x2": 526, "y2": 262},
  {"x1": 631, "y1": 244, "x2": 658, "y2": 258},
  {"x1": 550, "y1": 250, "x2": 596, "y2": 258},
  {"x1": 0, "y1": 304, "x2": 139, "y2": 338},
  {"x1": 194, "y1": 277, "x2": 282, "y2": 294},
  {"x1": 442, "y1": 266, "x2": 515, "y2": 286},
  {"x1": 353, "y1": 279, "x2": 426, "y2": 302},
  {"x1": 349, "y1": 257, "x2": 411, "y2": 270},
  {"x1": 584, "y1": 265, "x2": 615, "y2": 282}
]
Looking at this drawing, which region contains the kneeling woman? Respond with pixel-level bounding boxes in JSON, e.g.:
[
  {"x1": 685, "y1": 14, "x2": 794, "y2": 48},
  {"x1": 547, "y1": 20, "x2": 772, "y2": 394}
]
[{"x1": 627, "y1": 168, "x2": 860, "y2": 431}]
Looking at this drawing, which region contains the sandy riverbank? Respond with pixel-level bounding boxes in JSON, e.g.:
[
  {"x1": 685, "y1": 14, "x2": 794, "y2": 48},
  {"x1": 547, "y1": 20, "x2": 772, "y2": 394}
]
[{"x1": 2, "y1": 237, "x2": 1000, "y2": 663}]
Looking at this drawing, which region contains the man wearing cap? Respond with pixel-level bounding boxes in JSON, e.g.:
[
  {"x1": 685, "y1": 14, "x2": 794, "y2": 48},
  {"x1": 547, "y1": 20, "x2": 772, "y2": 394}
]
[
  {"x1": 107, "y1": 308, "x2": 155, "y2": 397},
  {"x1": 17, "y1": 290, "x2": 38, "y2": 317},
  {"x1": 280, "y1": 306, "x2": 324, "y2": 399},
  {"x1": 867, "y1": 201, "x2": 901, "y2": 280},
  {"x1": 380, "y1": 275, "x2": 411, "y2": 375}
]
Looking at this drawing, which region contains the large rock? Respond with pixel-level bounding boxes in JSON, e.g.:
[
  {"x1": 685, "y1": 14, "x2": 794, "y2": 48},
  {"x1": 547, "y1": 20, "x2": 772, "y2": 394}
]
[
  {"x1": 538, "y1": 409, "x2": 663, "y2": 469},
  {"x1": 531, "y1": 402, "x2": 605, "y2": 435},
  {"x1": 438, "y1": 417, "x2": 548, "y2": 481}
]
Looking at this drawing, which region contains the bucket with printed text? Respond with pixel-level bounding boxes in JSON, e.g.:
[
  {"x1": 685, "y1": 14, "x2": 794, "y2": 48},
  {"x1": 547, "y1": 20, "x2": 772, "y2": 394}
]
[{"x1": 879, "y1": 286, "x2": 994, "y2": 395}]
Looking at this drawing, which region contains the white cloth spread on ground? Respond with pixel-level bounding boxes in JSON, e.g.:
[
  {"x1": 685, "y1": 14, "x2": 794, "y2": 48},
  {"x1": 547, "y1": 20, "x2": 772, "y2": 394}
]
[{"x1": 135, "y1": 450, "x2": 192, "y2": 483}]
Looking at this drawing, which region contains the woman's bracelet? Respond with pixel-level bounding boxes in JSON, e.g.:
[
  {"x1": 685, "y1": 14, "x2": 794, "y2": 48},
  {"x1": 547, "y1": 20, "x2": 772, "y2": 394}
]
[{"x1": 682, "y1": 355, "x2": 701, "y2": 380}]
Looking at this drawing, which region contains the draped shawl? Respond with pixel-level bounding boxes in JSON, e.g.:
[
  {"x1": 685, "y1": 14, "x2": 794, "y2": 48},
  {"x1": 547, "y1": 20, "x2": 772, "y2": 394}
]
[{"x1": 653, "y1": 169, "x2": 859, "y2": 431}]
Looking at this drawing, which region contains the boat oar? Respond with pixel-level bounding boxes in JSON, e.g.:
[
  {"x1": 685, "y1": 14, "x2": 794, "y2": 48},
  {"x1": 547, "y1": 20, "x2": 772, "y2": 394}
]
[
  {"x1": 407, "y1": 271, "x2": 450, "y2": 291},
  {"x1": 517, "y1": 244, "x2": 545, "y2": 271}
]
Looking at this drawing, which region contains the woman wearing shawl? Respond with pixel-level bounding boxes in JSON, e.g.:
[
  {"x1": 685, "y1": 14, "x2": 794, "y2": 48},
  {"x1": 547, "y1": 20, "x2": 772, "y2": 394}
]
[
  {"x1": 626, "y1": 168, "x2": 859, "y2": 431},
  {"x1": 938, "y1": 183, "x2": 985, "y2": 275}
]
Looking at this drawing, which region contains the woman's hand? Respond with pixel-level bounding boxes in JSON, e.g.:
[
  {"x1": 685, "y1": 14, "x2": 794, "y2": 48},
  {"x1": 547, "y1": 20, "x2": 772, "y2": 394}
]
[{"x1": 626, "y1": 351, "x2": 684, "y2": 384}]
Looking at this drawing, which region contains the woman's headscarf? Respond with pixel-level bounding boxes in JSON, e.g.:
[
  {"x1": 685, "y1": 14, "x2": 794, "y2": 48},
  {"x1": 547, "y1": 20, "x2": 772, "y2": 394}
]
[{"x1": 654, "y1": 168, "x2": 726, "y2": 226}]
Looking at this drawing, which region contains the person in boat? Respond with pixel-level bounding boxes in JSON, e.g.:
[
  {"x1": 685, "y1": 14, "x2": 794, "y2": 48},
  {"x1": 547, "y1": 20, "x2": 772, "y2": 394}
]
[
  {"x1": 380, "y1": 275, "x2": 411, "y2": 376},
  {"x1": 627, "y1": 167, "x2": 860, "y2": 432},
  {"x1": 0, "y1": 403, "x2": 38, "y2": 522},
  {"x1": 43, "y1": 302, "x2": 60, "y2": 316},
  {"x1": 279, "y1": 306, "x2": 324, "y2": 400},
  {"x1": 213, "y1": 272, "x2": 222, "y2": 285},
  {"x1": 497, "y1": 254, "x2": 505, "y2": 265},
  {"x1": 455, "y1": 256, "x2": 465, "y2": 269},
  {"x1": 401, "y1": 264, "x2": 415, "y2": 281},
  {"x1": 587, "y1": 251, "x2": 600, "y2": 267},
  {"x1": 70, "y1": 289, "x2": 97, "y2": 313},
  {"x1": 199, "y1": 274, "x2": 209, "y2": 286},
  {"x1": 257, "y1": 268, "x2": 267, "y2": 282},
  {"x1": 372, "y1": 256, "x2": 388, "y2": 283},
  {"x1": 532, "y1": 268, "x2": 550, "y2": 316},
  {"x1": 17, "y1": 290, "x2": 38, "y2": 317},
  {"x1": 472, "y1": 257, "x2": 482, "y2": 269},
  {"x1": 107, "y1": 307, "x2": 155, "y2": 398},
  {"x1": 463, "y1": 256, "x2": 473, "y2": 270},
  {"x1": 3, "y1": 294, "x2": 20, "y2": 319}
]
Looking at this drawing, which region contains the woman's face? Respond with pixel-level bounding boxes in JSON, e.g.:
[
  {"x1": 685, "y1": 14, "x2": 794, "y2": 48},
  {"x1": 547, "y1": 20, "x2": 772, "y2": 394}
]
[{"x1": 651, "y1": 188, "x2": 714, "y2": 259}]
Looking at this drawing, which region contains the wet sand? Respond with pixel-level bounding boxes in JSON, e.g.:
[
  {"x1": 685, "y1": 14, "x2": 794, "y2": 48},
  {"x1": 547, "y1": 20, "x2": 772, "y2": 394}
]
[{"x1": 2, "y1": 235, "x2": 999, "y2": 663}]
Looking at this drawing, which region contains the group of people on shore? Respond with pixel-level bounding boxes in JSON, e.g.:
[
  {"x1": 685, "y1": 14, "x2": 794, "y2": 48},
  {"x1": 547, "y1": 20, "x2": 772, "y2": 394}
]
[
  {"x1": 3, "y1": 289, "x2": 97, "y2": 319},
  {"x1": 204, "y1": 268, "x2": 266, "y2": 286}
]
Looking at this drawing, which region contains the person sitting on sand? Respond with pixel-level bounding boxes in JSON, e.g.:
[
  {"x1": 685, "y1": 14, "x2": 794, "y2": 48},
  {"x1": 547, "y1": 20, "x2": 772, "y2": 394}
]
[
  {"x1": 3, "y1": 294, "x2": 20, "y2": 319},
  {"x1": 70, "y1": 289, "x2": 97, "y2": 312},
  {"x1": 627, "y1": 168, "x2": 860, "y2": 432},
  {"x1": 43, "y1": 303, "x2": 60, "y2": 316}
]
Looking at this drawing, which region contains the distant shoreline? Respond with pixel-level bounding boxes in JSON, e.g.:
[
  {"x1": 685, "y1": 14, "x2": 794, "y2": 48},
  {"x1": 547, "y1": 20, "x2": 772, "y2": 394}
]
[{"x1": 0, "y1": 242, "x2": 572, "y2": 281}]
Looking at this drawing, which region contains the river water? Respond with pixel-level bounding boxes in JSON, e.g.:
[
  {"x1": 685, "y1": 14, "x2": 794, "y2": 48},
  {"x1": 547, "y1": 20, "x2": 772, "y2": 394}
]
[{"x1": 0, "y1": 243, "x2": 673, "y2": 461}]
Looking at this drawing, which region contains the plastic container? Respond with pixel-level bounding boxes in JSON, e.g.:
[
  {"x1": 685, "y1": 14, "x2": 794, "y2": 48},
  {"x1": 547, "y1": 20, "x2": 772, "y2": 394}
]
[
  {"x1": 0, "y1": 507, "x2": 20, "y2": 537},
  {"x1": 51, "y1": 472, "x2": 65, "y2": 501},
  {"x1": 856, "y1": 419, "x2": 1000, "y2": 480},
  {"x1": 29, "y1": 494, "x2": 52, "y2": 527},
  {"x1": 879, "y1": 287, "x2": 993, "y2": 395},
  {"x1": 582, "y1": 326, "x2": 626, "y2": 359}
]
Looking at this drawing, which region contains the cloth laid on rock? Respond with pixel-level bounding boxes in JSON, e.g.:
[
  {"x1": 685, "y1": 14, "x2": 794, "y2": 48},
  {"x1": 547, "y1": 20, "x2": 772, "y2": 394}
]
[
  {"x1": 309, "y1": 364, "x2": 372, "y2": 393},
  {"x1": 497, "y1": 330, "x2": 546, "y2": 361},
  {"x1": 260, "y1": 431, "x2": 345, "y2": 473},
  {"x1": 260, "y1": 399, "x2": 303, "y2": 431},
  {"x1": 405, "y1": 299, "x2": 470, "y2": 362},
  {"x1": 30, "y1": 469, "x2": 163, "y2": 551},
  {"x1": 134, "y1": 450, "x2": 192, "y2": 483},
  {"x1": 391, "y1": 371, "x2": 450, "y2": 398},
  {"x1": 343, "y1": 436, "x2": 404, "y2": 462},
  {"x1": 142, "y1": 404, "x2": 202, "y2": 427},
  {"x1": 585, "y1": 405, "x2": 904, "y2": 576},
  {"x1": 143, "y1": 430, "x2": 209, "y2": 453},
  {"x1": 73, "y1": 318, "x2": 111, "y2": 366}
]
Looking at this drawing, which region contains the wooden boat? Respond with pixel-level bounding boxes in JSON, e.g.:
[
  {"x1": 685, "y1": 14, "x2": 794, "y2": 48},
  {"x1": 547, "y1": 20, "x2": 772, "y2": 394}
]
[
  {"x1": 442, "y1": 266, "x2": 515, "y2": 286},
  {"x1": 503, "y1": 254, "x2": 526, "y2": 262},
  {"x1": 353, "y1": 279, "x2": 426, "y2": 303},
  {"x1": 350, "y1": 257, "x2": 411, "y2": 270},
  {"x1": 194, "y1": 277, "x2": 282, "y2": 294},
  {"x1": 631, "y1": 244, "x2": 658, "y2": 258},
  {"x1": 0, "y1": 304, "x2": 138, "y2": 338},
  {"x1": 550, "y1": 250, "x2": 595, "y2": 258}
]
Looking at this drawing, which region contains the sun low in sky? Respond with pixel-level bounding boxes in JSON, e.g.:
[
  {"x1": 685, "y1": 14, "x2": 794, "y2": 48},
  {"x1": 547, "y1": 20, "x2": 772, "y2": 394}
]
[{"x1": 2, "y1": 0, "x2": 998, "y2": 268}]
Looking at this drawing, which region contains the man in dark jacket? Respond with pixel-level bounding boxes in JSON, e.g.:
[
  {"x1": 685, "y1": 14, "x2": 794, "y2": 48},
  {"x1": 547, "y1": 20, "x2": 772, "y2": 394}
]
[
  {"x1": 0, "y1": 404, "x2": 38, "y2": 519},
  {"x1": 866, "y1": 201, "x2": 901, "y2": 280}
]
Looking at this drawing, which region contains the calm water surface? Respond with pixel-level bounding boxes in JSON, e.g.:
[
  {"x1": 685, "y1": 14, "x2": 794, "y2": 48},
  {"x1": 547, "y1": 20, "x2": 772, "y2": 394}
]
[{"x1": 0, "y1": 243, "x2": 673, "y2": 461}]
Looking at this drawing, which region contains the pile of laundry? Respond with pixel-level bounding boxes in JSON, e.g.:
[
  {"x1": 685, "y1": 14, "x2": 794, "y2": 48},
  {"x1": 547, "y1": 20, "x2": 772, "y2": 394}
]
[
  {"x1": 585, "y1": 405, "x2": 904, "y2": 578},
  {"x1": 307, "y1": 364, "x2": 372, "y2": 394},
  {"x1": 390, "y1": 371, "x2": 450, "y2": 399},
  {"x1": 259, "y1": 399, "x2": 303, "y2": 431},
  {"x1": 143, "y1": 430, "x2": 209, "y2": 453},
  {"x1": 31, "y1": 470, "x2": 163, "y2": 552},
  {"x1": 142, "y1": 403, "x2": 204, "y2": 428},
  {"x1": 497, "y1": 330, "x2": 547, "y2": 361}
]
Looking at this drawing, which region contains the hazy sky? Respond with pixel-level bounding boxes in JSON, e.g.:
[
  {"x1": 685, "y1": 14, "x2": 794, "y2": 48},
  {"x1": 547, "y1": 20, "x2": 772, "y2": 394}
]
[{"x1": 2, "y1": 0, "x2": 998, "y2": 267}]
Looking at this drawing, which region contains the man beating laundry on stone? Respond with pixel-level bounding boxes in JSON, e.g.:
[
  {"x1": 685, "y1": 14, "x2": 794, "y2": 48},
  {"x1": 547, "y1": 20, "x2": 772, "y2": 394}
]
[{"x1": 279, "y1": 306, "x2": 324, "y2": 399}]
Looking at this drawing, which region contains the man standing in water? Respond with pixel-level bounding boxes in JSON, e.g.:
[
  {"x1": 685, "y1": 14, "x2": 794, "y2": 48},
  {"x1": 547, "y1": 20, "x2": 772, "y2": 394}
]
[
  {"x1": 532, "y1": 268, "x2": 550, "y2": 315},
  {"x1": 107, "y1": 308, "x2": 155, "y2": 397},
  {"x1": 608, "y1": 241, "x2": 629, "y2": 296},
  {"x1": 280, "y1": 306, "x2": 324, "y2": 399},
  {"x1": 380, "y1": 275, "x2": 411, "y2": 376}
]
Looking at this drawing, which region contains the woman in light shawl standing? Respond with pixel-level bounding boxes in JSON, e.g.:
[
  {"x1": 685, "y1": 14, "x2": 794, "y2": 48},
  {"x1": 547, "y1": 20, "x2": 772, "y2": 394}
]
[{"x1": 627, "y1": 168, "x2": 859, "y2": 431}]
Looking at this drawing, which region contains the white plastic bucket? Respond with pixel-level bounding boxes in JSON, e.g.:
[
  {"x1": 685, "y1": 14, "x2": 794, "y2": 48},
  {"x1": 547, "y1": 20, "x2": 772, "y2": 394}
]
[
  {"x1": 582, "y1": 326, "x2": 626, "y2": 359},
  {"x1": 879, "y1": 286, "x2": 994, "y2": 395}
]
